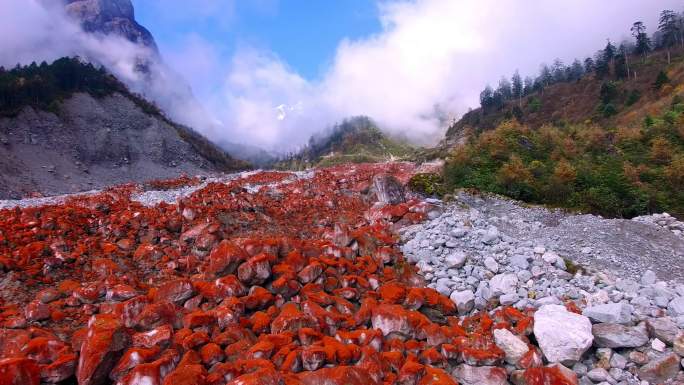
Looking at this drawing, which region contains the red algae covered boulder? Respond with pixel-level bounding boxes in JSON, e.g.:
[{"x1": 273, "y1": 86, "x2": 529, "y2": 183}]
[
  {"x1": 0, "y1": 357, "x2": 40, "y2": 385},
  {"x1": 297, "y1": 366, "x2": 380, "y2": 385},
  {"x1": 77, "y1": 314, "x2": 131, "y2": 385}
]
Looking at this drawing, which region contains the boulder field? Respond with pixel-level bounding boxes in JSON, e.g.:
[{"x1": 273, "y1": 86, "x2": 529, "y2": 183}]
[{"x1": 0, "y1": 162, "x2": 681, "y2": 385}]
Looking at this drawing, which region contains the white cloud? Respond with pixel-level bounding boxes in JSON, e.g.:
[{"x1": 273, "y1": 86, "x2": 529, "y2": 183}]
[{"x1": 201, "y1": 0, "x2": 679, "y2": 151}]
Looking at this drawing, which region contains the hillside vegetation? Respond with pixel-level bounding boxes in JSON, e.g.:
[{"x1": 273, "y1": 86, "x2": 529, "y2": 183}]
[
  {"x1": 444, "y1": 9, "x2": 684, "y2": 218},
  {"x1": 276, "y1": 116, "x2": 416, "y2": 170}
]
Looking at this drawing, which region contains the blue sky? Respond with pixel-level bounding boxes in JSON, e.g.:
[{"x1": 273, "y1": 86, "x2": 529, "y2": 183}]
[{"x1": 132, "y1": 0, "x2": 382, "y2": 80}]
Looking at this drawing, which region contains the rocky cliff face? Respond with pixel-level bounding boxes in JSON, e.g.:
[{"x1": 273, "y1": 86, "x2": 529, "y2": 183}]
[
  {"x1": 0, "y1": 92, "x2": 246, "y2": 199},
  {"x1": 64, "y1": 0, "x2": 158, "y2": 51}
]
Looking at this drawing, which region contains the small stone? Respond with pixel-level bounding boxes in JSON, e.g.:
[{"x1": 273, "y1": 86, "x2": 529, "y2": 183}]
[
  {"x1": 587, "y1": 368, "x2": 610, "y2": 382},
  {"x1": 669, "y1": 297, "x2": 684, "y2": 316},
  {"x1": 673, "y1": 333, "x2": 684, "y2": 356},
  {"x1": 484, "y1": 257, "x2": 499, "y2": 273},
  {"x1": 510, "y1": 255, "x2": 529, "y2": 270},
  {"x1": 482, "y1": 227, "x2": 500, "y2": 245},
  {"x1": 493, "y1": 328, "x2": 529, "y2": 365},
  {"x1": 610, "y1": 353, "x2": 627, "y2": 369},
  {"x1": 542, "y1": 252, "x2": 559, "y2": 265},
  {"x1": 450, "y1": 290, "x2": 475, "y2": 315},
  {"x1": 652, "y1": 338, "x2": 666, "y2": 352},
  {"x1": 641, "y1": 270, "x2": 657, "y2": 286},
  {"x1": 445, "y1": 251, "x2": 467, "y2": 268},
  {"x1": 490, "y1": 273, "x2": 519, "y2": 296},
  {"x1": 628, "y1": 351, "x2": 649, "y2": 365},
  {"x1": 500, "y1": 293, "x2": 519, "y2": 306}
]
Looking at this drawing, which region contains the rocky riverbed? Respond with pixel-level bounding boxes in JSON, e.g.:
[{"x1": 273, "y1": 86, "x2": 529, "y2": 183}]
[
  {"x1": 1, "y1": 164, "x2": 684, "y2": 385},
  {"x1": 400, "y1": 190, "x2": 684, "y2": 385}
]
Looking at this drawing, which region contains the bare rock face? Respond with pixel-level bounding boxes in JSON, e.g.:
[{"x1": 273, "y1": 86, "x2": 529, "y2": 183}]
[{"x1": 65, "y1": 0, "x2": 158, "y2": 51}]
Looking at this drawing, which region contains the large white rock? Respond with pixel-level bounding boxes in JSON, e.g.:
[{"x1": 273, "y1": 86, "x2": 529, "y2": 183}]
[
  {"x1": 493, "y1": 328, "x2": 529, "y2": 364},
  {"x1": 490, "y1": 273, "x2": 518, "y2": 296},
  {"x1": 533, "y1": 304, "x2": 593, "y2": 364}
]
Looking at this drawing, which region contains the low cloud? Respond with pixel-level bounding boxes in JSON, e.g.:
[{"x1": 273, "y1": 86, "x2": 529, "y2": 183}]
[{"x1": 0, "y1": 0, "x2": 680, "y2": 154}]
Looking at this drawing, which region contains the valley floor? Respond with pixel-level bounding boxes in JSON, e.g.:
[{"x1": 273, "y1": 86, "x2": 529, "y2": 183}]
[{"x1": 0, "y1": 162, "x2": 684, "y2": 385}]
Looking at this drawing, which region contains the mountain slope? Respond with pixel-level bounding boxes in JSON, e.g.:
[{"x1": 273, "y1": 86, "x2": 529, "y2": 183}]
[
  {"x1": 0, "y1": 58, "x2": 248, "y2": 199},
  {"x1": 442, "y1": 49, "x2": 684, "y2": 218},
  {"x1": 277, "y1": 116, "x2": 417, "y2": 170}
]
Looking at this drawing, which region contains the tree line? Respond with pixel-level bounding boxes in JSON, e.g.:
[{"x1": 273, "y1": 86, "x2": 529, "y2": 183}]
[
  {"x1": 479, "y1": 8, "x2": 684, "y2": 112},
  {"x1": 0, "y1": 57, "x2": 125, "y2": 116}
]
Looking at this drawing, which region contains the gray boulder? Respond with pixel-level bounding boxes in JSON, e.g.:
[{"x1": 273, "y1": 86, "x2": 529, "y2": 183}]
[
  {"x1": 591, "y1": 323, "x2": 649, "y2": 348},
  {"x1": 582, "y1": 303, "x2": 633, "y2": 324}
]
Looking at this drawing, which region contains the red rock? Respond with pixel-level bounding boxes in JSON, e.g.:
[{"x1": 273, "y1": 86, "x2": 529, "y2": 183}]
[
  {"x1": 77, "y1": 314, "x2": 131, "y2": 385},
  {"x1": 106, "y1": 284, "x2": 138, "y2": 301},
  {"x1": 0, "y1": 329, "x2": 30, "y2": 357},
  {"x1": 132, "y1": 325, "x2": 173, "y2": 348},
  {"x1": 40, "y1": 353, "x2": 77, "y2": 383},
  {"x1": 208, "y1": 240, "x2": 247, "y2": 275},
  {"x1": 244, "y1": 286, "x2": 275, "y2": 310},
  {"x1": 522, "y1": 364, "x2": 577, "y2": 385},
  {"x1": 154, "y1": 279, "x2": 195, "y2": 305},
  {"x1": 0, "y1": 357, "x2": 40, "y2": 385},
  {"x1": 419, "y1": 367, "x2": 458, "y2": 385},
  {"x1": 297, "y1": 366, "x2": 380, "y2": 385},
  {"x1": 237, "y1": 253, "x2": 272, "y2": 285},
  {"x1": 36, "y1": 288, "x2": 61, "y2": 304},
  {"x1": 215, "y1": 274, "x2": 247, "y2": 297},
  {"x1": 25, "y1": 300, "x2": 51, "y2": 322},
  {"x1": 183, "y1": 310, "x2": 216, "y2": 329},
  {"x1": 24, "y1": 337, "x2": 69, "y2": 364},
  {"x1": 301, "y1": 346, "x2": 327, "y2": 371},
  {"x1": 135, "y1": 302, "x2": 183, "y2": 330},
  {"x1": 371, "y1": 304, "x2": 415, "y2": 337},
  {"x1": 200, "y1": 343, "x2": 224, "y2": 365},
  {"x1": 162, "y1": 363, "x2": 206, "y2": 385},
  {"x1": 110, "y1": 347, "x2": 161, "y2": 382},
  {"x1": 298, "y1": 262, "x2": 323, "y2": 284},
  {"x1": 181, "y1": 331, "x2": 210, "y2": 350},
  {"x1": 225, "y1": 368, "x2": 283, "y2": 385},
  {"x1": 271, "y1": 303, "x2": 319, "y2": 334}
]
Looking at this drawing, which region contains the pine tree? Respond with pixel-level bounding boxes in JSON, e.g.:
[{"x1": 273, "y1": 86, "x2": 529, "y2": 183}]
[
  {"x1": 603, "y1": 39, "x2": 616, "y2": 65},
  {"x1": 659, "y1": 10, "x2": 679, "y2": 64},
  {"x1": 480, "y1": 85, "x2": 494, "y2": 110},
  {"x1": 523, "y1": 76, "x2": 534, "y2": 96},
  {"x1": 583, "y1": 57, "x2": 595, "y2": 73},
  {"x1": 511, "y1": 70, "x2": 523, "y2": 106},
  {"x1": 497, "y1": 76, "x2": 512, "y2": 100},
  {"x1": 631, "y1": 22, "x2": 651, "y2": 67},
  {"x1": 552, "y1": 58, "x2": 566, "y2": 82}
]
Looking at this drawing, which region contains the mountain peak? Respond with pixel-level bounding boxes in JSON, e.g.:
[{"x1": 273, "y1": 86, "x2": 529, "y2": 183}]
[{"x1": 64, "y1": 0, "x2": 158, "y2": 51}]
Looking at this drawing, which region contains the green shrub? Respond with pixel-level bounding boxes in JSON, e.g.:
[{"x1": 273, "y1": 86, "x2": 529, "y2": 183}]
[
  {"x1": 654, "y1": 71, "x2": 670, "y2": 90},
  {"x1": 528, "y1": 97, "x2": 541, "y2": 112},
  {"x1": 626, "y1": 89, "x2": 641, "y2": 106},
  {"x1": 408, "y1": 173, "x2": 446, "y2": 197}
]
